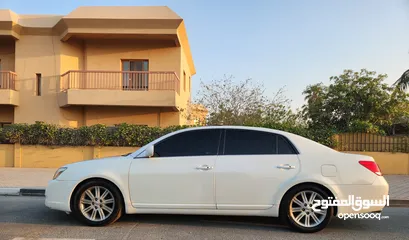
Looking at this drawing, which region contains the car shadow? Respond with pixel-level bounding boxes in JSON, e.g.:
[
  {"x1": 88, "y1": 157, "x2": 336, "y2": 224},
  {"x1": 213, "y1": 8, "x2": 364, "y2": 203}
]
[
  {"x1": 0, "y1": 195, "x2": 397, "y2": 234},
  {"x1": 119, "y1": 214, "x2": 291, "y2": 232},
  {"x1": 0, "y1": 204, "x2": 289, "y2": 232},
  {"x1": 0, "y1": 206, "x2": 390, "y2": 234}
]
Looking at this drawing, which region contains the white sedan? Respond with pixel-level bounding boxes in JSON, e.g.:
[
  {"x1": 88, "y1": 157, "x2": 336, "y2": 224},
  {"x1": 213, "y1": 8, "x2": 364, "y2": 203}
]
[{"x1": 45, "y1": 126, "x2": 389, "y2": 233}]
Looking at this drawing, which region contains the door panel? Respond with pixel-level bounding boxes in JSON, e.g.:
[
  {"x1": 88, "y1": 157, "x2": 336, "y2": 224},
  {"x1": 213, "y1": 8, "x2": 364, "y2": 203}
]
[
  {"x1": 129, "y1": 156, "x2": 216, "y2": 209},
  {"x1": 215, "y1": 155, "x2": 299, "y2": 210},
  {"x1": 128, "y1": 129, "x2": 222, "y2": 209},
  {"x1": 215, "y1": 129, "x2": 300, "y2": 210}
]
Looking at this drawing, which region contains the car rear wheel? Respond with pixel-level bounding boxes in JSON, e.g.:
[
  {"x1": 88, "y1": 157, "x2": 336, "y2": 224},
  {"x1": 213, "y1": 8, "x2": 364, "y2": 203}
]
[
  {"x1": 71, "y1": 180, "x2": 123, "y2": 226},
  {"x1": 281, "y1": 185, "x2": 334, "y2": 233}
]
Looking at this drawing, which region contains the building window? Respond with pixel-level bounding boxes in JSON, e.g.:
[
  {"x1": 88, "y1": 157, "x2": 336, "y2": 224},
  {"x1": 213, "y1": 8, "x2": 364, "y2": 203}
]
[
  {"x1": 36, "y1": 73, "x2": 41, "y2": 96},
  {"x1": 183, "y1": 71, "x2": 186, "y2": 92},
  {"x1": 122, "y1": 60, "x2": 149, "y2": 90}
]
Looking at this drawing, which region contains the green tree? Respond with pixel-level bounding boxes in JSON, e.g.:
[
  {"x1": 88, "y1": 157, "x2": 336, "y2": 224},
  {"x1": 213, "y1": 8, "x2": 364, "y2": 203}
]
[
  {"x1": 303, "y1": 69, "x2": 409, "y2": 134},
  {"x1": 302, "y1": 83, "x2": 331, "y2": 128},
  {"x1": 194, "y1": 75, "x2": 299, "y2": 125}
]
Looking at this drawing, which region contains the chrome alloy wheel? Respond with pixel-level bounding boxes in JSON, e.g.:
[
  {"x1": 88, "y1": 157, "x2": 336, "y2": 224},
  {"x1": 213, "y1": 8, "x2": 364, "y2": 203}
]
[
  {"x1": 79, "y1": 186, "x2": 115, "y2": 222},
  {"x1": 289, "y1": 190, "x2": 328, "y2": 228}
]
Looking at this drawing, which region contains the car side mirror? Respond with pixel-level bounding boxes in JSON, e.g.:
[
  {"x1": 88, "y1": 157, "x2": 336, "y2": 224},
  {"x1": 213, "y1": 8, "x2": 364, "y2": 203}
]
[{"x1": 146, "y1": 145, "x2": 154, "y2": 158}]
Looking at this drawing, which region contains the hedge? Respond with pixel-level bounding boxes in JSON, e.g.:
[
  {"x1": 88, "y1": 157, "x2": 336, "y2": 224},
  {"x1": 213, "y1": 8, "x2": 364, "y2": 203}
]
[{"x1": 0, "y1": 121, "x2": 337, "y2": 148}]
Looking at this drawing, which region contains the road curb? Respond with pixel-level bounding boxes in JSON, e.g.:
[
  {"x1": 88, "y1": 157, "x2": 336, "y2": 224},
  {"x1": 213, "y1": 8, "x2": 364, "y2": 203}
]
[
  {"x1": 20, "y1": 188, "x2": 46, "y2": 196},
  {"x1": 0, "y1": 188, "x2": 21, "y2": 196},
  {"x1": 0, "y1": 188, "x2": 45, "y2": 196},
  {"x1": 389, "y1": 200, "x2": 409, "y2": 208}
]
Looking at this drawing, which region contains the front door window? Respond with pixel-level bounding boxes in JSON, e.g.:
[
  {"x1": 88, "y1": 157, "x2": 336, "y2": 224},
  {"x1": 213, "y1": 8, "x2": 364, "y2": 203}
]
[{"x1": 153, "y1": 129, "x2": 222, "y2": 157}]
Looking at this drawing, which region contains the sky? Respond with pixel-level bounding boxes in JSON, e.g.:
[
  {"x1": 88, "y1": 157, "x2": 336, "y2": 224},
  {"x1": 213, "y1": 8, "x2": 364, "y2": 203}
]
[{"x1": 1, "y1": 0, "x2": 409, "y2": 110}]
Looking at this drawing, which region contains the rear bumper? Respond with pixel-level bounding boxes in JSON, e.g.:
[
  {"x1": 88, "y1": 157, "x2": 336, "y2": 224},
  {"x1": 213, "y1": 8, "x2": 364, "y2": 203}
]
[
  {"x1": 45, "y1": 179, "x2": 78, "y2": 212},
  {"x1": 335, "y1": 176, "x2": 389, "y2": 214}
]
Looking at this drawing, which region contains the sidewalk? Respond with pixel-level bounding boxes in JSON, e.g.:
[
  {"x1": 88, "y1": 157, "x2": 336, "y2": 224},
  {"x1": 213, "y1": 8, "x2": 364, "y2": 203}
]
[
  {"x1": 0, "y1": 168, "x2": 408, "y2": 200},
  {"x1": 0, "y1": 168, "x2": 56, "y2": 188}
]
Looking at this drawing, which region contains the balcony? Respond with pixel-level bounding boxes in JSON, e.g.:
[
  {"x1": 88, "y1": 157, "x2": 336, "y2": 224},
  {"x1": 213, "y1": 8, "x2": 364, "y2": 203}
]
[
  {"x1": 58, "y1": 71, "x2": 180, "y2": 108},
  {"x1": 0, "y1": 71, "x2": 19, "y2": 106}
]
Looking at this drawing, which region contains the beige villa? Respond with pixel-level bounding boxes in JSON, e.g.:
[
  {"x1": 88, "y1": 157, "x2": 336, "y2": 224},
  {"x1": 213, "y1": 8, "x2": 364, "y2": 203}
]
[{"x1": 0, "y1": 6, "x2": 204, "y2": 128}]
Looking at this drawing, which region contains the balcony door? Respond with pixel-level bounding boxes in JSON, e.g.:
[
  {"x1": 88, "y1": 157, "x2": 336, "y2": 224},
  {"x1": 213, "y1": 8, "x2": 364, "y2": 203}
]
[{"x1": 122, "y1": 60, "x2": 149, "y2": 90}]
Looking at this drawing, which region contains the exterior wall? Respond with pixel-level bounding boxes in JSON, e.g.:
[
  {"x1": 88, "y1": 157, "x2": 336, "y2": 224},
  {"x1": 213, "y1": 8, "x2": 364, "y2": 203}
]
[
  {"x1": 0, "y1": 105, "x2": 14, "y2": 123},
  {"x1": 0, "y1": 144, "x2": 14, "y2": 167},
  {"x1": 0, "y1": 89, "x2": 19, "y2": 106},
  {"x1": 177, "y1": 46, "x2": 192, "y2": 125},
  {"x1": 60, "y1": 89, "x2": 177, "y2": 108},
  {"x1": 0, "y1": 144, "x2": 139, "y2": 168},
  {"x1": 160, "y1": 112, "x2": 181, "y2": 127},
  {"x1": 85, "y1": 39, "x2": 180, "y2": 73},
  {"x1": 84, "y1": 106, "x2": 180, "y2": 127},
  {"x1": 98, "y1": 146, "x2": 136, "y2": 158},
  {"x1": 85, "y1": 106, "x2": 159, "y2": 127},
  {"x1": 13, "y1": 35, "x2": 84, "y2": 127},
  {"x1": 60, "y1": 39, "x2": 84, "y2": 73},
  {"x1": 13, "y1": 35, "x2": 61, "y2": 124},
  {"x1": 0, "y1": 39, "x2": 15, "y2": 71},
  {"x1": 19, "y1": 145, "x2": 94, "y2": 168},
  {"x1": 59, "y1": 40, "x2": 86, "y2": 127},
  {"x1": 12, "y1": 35, "x2": 186, "y2": 128}
]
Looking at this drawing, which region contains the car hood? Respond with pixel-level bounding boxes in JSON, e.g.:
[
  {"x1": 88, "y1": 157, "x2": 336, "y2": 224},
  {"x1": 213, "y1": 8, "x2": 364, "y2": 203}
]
[
  {"x1": 55, "y1": 155, "x2": 134, "y2": 181},
  {"x1": 62, "y1": 155, "x2": 129, "y2": 168}
]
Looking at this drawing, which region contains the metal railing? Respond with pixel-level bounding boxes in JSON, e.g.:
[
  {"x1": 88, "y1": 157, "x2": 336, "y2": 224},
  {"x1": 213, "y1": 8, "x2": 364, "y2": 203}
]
[
  {"x1": 0, "y1": 71, "x2": 17, "y2": 90},
  {"x1": 60, "y1": 70, "x2": 180, "y2": 94}
]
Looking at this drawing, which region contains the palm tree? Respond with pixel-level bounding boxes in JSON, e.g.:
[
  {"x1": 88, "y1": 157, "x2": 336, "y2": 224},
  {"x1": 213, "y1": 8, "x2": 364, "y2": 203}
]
[
  {"x1": 394, "y1": 69, "x2": 409, "y2": 90},
  {"x1": 302, "y1": 83, "x2": 326, "y2": 103}
]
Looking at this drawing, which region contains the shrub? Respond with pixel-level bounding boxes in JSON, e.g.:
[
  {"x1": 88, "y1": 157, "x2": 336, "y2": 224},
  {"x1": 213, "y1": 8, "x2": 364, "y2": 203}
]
[
  {"x1": 0, "y1": 121, "x2": 339, "y2": 147},
  {"x1": 348, "y1": 120, "x2": 386, "y2": 135}
]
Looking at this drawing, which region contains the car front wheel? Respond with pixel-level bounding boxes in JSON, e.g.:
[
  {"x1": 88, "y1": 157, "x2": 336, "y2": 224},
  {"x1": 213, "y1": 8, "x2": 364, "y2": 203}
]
[
  {"x1": 281, "y1": 185, "x2": 334, "y2": 233},
  {"x1": 71, "y1": 180, "x2": 123, "y2": 226}
]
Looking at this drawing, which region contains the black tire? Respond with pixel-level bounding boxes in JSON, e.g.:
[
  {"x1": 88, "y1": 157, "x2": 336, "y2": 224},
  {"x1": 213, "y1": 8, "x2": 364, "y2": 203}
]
[
  {"x1": 71, "y1": 180, "x2": 124, "y2": 226},
  {"x1": 280, "y1": 184, "x2": 334, "y2": 233}
]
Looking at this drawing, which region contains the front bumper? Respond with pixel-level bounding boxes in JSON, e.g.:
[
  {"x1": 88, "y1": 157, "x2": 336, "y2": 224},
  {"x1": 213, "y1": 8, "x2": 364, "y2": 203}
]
[
  {"x1": 335, "y1": 176, "x2": 389, "y2": 214},
  {"x1": 45, "y1": 179, "x2": 78, "y2": 212}
]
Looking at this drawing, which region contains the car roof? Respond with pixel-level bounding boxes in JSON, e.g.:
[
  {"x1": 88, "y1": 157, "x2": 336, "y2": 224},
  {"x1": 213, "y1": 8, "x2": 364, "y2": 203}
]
[{"x1": 177, "y1": 125, "x2": 292, "y2": 136}]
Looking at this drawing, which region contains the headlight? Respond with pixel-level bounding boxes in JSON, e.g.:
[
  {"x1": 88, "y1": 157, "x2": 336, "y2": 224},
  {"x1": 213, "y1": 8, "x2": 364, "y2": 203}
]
[{"x1": 53, "y1": 167, "x2": 67, "y2": 180}]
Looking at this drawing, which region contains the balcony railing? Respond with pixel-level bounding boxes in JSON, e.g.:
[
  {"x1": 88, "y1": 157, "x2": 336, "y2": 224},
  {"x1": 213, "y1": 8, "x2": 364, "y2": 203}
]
[
  {"x1": 0, "y1": 71, "x2": 17, "y2": 90},
  {"x1": 60, "y1": 71, "x2": 180, "y2": 94}
]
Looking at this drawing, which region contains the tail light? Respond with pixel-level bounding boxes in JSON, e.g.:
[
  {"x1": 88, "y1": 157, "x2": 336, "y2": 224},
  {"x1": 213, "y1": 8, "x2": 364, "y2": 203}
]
[{"x1": 359, "y1": 160, "x2": 382, "y2": 176}]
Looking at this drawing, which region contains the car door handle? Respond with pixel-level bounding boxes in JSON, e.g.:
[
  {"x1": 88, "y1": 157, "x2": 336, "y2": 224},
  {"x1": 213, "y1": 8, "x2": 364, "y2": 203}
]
[
  {"x1": 195, "y1": 165, "x2": 213, "y2": 171},
  {"x1": 277, "y1": 164, "x2": 296, "y2": 170}
]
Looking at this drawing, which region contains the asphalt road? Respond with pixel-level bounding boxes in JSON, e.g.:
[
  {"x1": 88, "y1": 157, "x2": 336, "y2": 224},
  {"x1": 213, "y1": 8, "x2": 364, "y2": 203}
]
[{"x1": 0, "y1": 196, "x2": 408, "y2": 240}]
